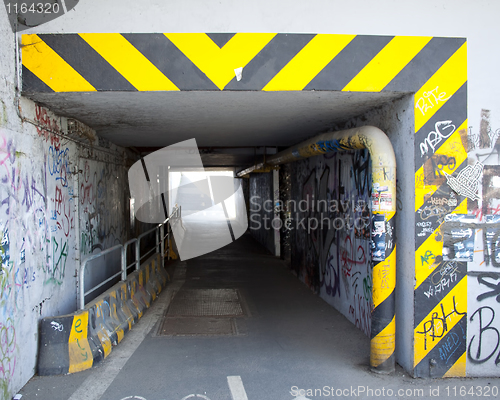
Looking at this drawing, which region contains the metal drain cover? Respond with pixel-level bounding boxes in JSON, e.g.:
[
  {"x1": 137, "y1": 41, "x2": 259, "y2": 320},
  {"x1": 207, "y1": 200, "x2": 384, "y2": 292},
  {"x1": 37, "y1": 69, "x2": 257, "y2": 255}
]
[
  {"x1": 157, "y1": 289, "x2": 245, "y2": 337},
  {"x1": 159, "y1": 317, "x2": 237, "y2": 336},
  {"x1": 167, "y1": 288, "x2": 244, "y2": 317}
]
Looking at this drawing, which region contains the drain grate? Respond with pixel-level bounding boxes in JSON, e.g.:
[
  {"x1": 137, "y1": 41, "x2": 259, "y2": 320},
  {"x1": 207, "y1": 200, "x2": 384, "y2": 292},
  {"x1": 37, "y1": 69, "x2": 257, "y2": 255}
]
[
  {"x1": 167, "y1": 288, "x2": 244, "y2": 317},
  {"x1": 159, "y1": 317, "x2": 237, "y2": 336},
  {"x1": 157, "y1": 288, "x2": 244, "y2": 337}
]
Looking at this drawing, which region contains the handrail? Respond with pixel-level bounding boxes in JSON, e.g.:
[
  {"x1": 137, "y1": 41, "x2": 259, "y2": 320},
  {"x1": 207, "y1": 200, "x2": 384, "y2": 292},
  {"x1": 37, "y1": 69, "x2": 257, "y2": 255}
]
[{"x1": 79, "y1": 205, "x2": 181, "y2": 310}]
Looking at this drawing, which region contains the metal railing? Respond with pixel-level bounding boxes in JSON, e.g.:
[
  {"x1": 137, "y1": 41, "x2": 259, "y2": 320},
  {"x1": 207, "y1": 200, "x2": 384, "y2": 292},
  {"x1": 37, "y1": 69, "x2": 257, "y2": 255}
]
[{"x1": 79, "y1": 205, "x2": 181, "y2": 310}]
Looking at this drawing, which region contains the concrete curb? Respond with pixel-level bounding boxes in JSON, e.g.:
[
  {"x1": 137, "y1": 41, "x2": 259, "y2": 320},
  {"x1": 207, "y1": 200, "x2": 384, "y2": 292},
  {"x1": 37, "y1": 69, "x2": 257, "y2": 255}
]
[{"x1": 37, "y1": 253, "x2": 170, "y2": 376}]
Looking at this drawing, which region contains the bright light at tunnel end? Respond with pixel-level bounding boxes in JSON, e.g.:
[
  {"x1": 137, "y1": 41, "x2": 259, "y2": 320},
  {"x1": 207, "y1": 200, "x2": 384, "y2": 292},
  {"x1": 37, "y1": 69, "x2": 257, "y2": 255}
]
[{"x1": 127, "y1": 139, "x2": 247, "y2": 260}]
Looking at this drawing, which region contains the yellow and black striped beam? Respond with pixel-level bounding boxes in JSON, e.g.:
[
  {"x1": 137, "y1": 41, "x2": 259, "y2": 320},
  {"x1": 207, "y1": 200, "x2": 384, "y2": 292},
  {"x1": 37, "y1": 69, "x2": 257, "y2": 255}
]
[{"x1": 22, "y1": 33, "x2": 468, "y2": 378}]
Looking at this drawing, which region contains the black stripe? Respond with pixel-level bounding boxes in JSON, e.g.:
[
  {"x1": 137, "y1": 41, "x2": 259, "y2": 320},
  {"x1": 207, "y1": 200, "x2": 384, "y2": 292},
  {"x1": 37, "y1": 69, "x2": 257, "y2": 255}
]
[
  {"x1": 414, "y1": 263, "x2": 467, "y2": 327},
  {"x1": 224, "y1": 33, "x2": 316, "y2": 90},
  {"x1": 371, "y1": 290, "x2": 395, "y2": 339},
  {"x1": 206, "y1": 33, "x2": 236, "y2": 48},
  {"x1": 414, "y1": 159, "x2": 467, "y2": 248},
  {"x1": 414, "y1": 82, "x2": 468, "y2": 172},
  {"x1": 22, "y1": 65, "x2": 53, "y2": 93},
  {"x1": 37, "y1": 316, "x2": 72, "y2": 375},
  {"x1": 414, "y1": 316, "x2": 467, "y2": 378},
  {"x1": 123, "y1": 33, "x2": 219, "y2": 91},
  {"x1": 304, "y1": 35, "x2": 394, "y2": 91},
  {"x1": 373, "y1": 353, "x2": 395, "y2": 372},
  {"x1": 383, "y1": 37, "x2": 466, "y2": 92},
  {"x1": 38, "y1": 34, "x2": 137, "y2": 92}
]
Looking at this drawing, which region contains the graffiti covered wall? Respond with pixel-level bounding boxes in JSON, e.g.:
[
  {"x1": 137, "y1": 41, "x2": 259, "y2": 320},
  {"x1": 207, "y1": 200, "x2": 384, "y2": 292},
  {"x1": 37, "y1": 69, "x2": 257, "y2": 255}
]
[
  {"x1": 0, "y1": 102, "x2": 130, "y2": 398},
  {"x1": 289, "y1": 150, "x2": 373, "y2": 336},
  {"x1": 442, "y1": 112, "x2": 500, "y2": 377}
]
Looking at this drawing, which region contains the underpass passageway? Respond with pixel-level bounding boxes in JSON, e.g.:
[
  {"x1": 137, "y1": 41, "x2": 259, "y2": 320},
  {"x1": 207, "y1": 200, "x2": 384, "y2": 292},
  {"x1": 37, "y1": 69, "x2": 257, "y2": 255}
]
[{"x1": 20, "y1": 230, "x2": 486, "y2": 400}]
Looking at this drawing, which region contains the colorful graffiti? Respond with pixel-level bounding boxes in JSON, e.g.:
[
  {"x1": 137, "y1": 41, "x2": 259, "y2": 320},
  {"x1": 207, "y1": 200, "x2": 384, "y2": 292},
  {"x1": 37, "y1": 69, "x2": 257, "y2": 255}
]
[{"x1": 290, "y1": 150, "x2": 372, "y2": 336}]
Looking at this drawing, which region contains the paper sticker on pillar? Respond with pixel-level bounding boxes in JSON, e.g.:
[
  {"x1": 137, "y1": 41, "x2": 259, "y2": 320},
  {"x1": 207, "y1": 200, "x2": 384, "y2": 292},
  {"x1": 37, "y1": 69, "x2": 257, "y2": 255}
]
[
  {"x1": 371, "y1": 183, "x2": 392, "y2": 211},
  {"x1": 442, "y1": 214, "x2": 475, "y2": 262},
  {"x1": 3, "y1": 0, "x2": 79, "y2": 32},
  {"x1": 128, "y1": 139, "x2": 247, "y2": 260},
  {"x1": 371, "y1": 214, "x2": 386, "y2": 261}
]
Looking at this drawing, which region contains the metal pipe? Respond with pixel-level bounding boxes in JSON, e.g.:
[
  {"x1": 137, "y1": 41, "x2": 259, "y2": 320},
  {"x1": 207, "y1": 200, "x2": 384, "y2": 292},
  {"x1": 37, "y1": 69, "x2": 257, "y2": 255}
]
[{"x1": 238, "y1": 126, "x2": 396, "y2": 374}]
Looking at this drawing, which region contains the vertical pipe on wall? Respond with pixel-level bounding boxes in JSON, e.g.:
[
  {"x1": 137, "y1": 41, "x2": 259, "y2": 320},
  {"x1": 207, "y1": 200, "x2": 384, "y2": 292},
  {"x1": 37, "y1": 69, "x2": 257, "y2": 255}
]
[
  {"x1": 74, "y1": 151, "x2": 82, "y2": 309},
  {"x1": 237, "y1": 126, "x2": 397, "y2": 374},
  {"x1": 273, "y1": 168, "x2": 280, "y2": 257}
]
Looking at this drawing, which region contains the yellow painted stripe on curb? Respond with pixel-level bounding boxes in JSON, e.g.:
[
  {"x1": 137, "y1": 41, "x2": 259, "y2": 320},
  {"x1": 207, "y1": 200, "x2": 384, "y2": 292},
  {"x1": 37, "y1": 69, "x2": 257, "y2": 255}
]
[
  {"x1": 79, "y1": 33, "x2": 179, "y2": 91},
  {"x1": 343, "y1": 36, "x2": 432, "y2": 92},
  {"x1": 414, "y1": 43, "x2": 467, "y2": 132},
  {"x1": 414, "y1": 277, "x2": 467, "y2": 367},
  {"x1": 415, "y1": 120, "x2": 468, "y2": 212},
  {"x1": 165, "y1": 33, "x2": 276, "y2": 90},
  {"x1": 443, "y1": 351, "x2": 467, "y2": 377},
  {"x1": 371, "y1": 316, "x2": 396, "y2": 367},
  {"x1": 373, "y1": 244, "x2": 396, "y2": 308},
  {"x1": 68, "y1": 312, "x2": 93, "y2": 373},
  {"x1": 263, "y1": 34, "x2": 355, "y2": 91},
  {"x1": 22, "y1": 34, "x2": 96, "y2": 92}
]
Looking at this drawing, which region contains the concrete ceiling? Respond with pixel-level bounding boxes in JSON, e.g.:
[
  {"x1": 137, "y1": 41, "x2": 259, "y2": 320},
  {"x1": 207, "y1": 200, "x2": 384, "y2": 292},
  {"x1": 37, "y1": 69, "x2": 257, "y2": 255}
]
[{"x1": 29, "y1": 90, "x2": 406, "y2": 166}]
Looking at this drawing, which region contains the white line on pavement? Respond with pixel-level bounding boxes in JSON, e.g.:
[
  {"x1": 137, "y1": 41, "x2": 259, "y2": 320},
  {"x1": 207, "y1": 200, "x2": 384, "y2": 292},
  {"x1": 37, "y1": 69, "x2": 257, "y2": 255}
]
[{"x1": 227, "y1": 376, "x2": 249, "y2": 400}]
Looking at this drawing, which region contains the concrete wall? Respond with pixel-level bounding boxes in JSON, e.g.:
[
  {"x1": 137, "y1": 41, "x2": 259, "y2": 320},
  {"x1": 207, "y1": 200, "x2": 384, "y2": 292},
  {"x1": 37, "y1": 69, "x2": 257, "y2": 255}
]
[{"x1": 0, "y1": 13, "x2": 131, "y2": 396}]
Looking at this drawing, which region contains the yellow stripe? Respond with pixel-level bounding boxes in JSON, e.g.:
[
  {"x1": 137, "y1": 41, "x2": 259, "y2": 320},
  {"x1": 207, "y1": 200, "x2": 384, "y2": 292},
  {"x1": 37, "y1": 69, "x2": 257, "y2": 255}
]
[
  {"x1": 414, "y1": 43, "x2": 467, "y2": 132},
  {"x1": 372, "y1": 243, "x2": 396, "y2": 308},
  {"x1": 68, "y1": 312, "x2": 93, "y2": 373},
  {"x1": 165, "y1": 33, "x2": 276, "y2": 90},
  {"x1": 343, "y1": 36, "x2": 432, "y2": 92},
  {"x1": 22, "y1": 34, "x2": 96, "y2": 92},
  {"x1": 371, "y1": 316, "x2": 396, "y2": 367},
  {"x1": 414, "y1": 277, "x2": 467, "y2": 367},
  {"x1": 443, "y1": 351, "x2": 466, "y2": 377},
  {"x1": 415, "y1": 120, "x2": 468, "y2": 212},
  {"x1": 263, "y1": 34, "x2": 355, "y2": 91},
  {"x1": 79, "y1": 33, "x2": 179, "y2": 91}
]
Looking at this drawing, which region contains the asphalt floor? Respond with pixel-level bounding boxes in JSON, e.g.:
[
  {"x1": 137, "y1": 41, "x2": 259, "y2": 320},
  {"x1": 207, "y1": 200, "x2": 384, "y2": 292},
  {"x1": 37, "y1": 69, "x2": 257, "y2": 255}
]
[{"x1": 19, "y1": 231, "x2": 500, "y2": 400}]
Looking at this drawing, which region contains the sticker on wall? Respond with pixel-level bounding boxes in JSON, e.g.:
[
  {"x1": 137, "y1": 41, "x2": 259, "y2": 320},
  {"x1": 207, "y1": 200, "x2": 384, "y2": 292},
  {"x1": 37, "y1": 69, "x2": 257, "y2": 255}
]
[
  {"x1": 485, "y1": 215, "x2": 500, "y2": 266},
  {"x1": 371, "y1": 214, "x2": 386, "y2": 262},
  {"x1": 442, "y1": 214, "x2": 476, "y2": 262}
]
